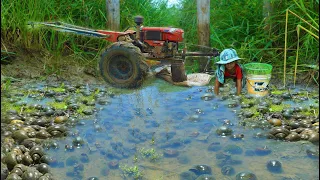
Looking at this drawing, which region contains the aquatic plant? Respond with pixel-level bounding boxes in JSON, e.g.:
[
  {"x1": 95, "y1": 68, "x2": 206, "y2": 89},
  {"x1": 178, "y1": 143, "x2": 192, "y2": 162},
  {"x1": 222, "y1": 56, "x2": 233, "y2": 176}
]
[
  {"x1": 23, "y1": 106, "x2": 37, "y2": 114},
  {"x1": 300, "y1": 107, "x2": 319, "y2": 117},
  {"x1": 133, "y1": 153, "x2": 139, "y2": 163},
  {"x1": 75, "y1": 89, "x2": 81, "y2": 94},
  {"x1": 79, "y1": 88, "x2": 100, "y2": 103},
  {"x1": 242, "y1": 107, "x2": 260, "y2": 117},
  {"x1": 48, "y1": 83, "x2": 66, "y2": 93},
  {"x1": 150, "y1": 138, "x2": 155, "y2": 145},
  {"x1": 240, "y1": 97, "x2": 256, "y2": 105},
  {"x1": 47, "y1": 101, "x2": 67, "y2": 110},
  {"x1": 120, "y1": 164, "x2": 143, "y2": 180},
  {"x1": 270, "y1": 89, "x2": 286, "y2": 95},
  {"x1": 76, "y1": 104, "x2": 89, "y2": 115},
  {"x1": 269, "y1": 104, "x2": 291, "y2": 112},
  {"x1": 1, "y1": 101, "x2": 23, "y2": 114},
  {"x1": 139, "y1": 148, "x2": 162, "y2": 162}
]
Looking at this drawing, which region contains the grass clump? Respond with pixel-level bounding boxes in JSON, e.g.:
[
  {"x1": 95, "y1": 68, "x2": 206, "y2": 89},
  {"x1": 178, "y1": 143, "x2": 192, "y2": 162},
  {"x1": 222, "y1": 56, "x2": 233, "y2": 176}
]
[
  {"x1": 241, "y1": 106, "x2": 260, "y2": 117},
  {"x1": 139, "y1": 148, "x2": 162, "y2": 162},
  {"x1": 1, "y1": 100, "x2": 41, "y2": 116},
  {"x1": 48, "y1": 83, "x2": 66, "y2": 93},
  {"x1": 76, "y1": 105, "x2": 93, "y2": 115},
  {"x1": 47, "y1": 101, "x2": 67, "y2": 110},
  {"x1": 23, "y1": 106, "x2": 37, "y2": 114},
  {"x1": 48, "y1": 87, "x2": 65, "y2": 93},
  {"x1": 301, "y1": 108, "x2": 319, "y2": 117},
  {"x1": 77, "y1": 88, "x2": 99, "y2": 103},
  {"x1": 1, "y1": 79, "x2": 13, "y2": 92},
  {"x1": 1, "y1": 101, "x2": 23, "y2": 115},
  {"x1": 269, "y1": 104, "x2": 291, "y2": 112},
  {"x1": 120, "y1": 164, "x2": 143, "y2": 180},
  {"x1": 270, "y1": 89, "x2": 286, "y2": 95},
  {"x1": 240, "y1": 97, "x2": 257, "y2": 105}
]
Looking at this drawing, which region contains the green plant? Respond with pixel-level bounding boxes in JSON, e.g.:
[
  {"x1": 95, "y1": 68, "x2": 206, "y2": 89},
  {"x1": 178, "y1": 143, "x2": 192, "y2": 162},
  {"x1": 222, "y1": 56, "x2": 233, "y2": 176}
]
[
  {"x1": 1, "y1": 79, "x2": 12, "y2": 92},
  {"x1": 241, "y1": 107, "x2": 260, "y2": 117},
  {"x1": 120, "y1": 165, "x2": 143, "y2": 180},
  {"x1": 240, "y1": 97, "x2": 256, "y2": 105},
  {"x1": 269, "y1": 104, "x2": 291, "y2": 112},
  {"x1": 270, "y1": 89, "x2": 286, "y2": 95},
  {"x1": 139, "y1": 148, "x2": 162, "y2": 162},
  {"x1": 78, "y1": 88, "x2": 99, "y2": 103},
  {"x1": 150, "y1": 135, "x2": 155, "y2": 145},
  {"x1": 47, "y1": 101, "x2": 67, "y2": 110},
  {"x1": 133, "y1": 153, "x2": 139, "y2": 163},
  {"x1": 283, "y1": 3, "x2": 319, "y2": 87},
  {"x1": 1, "y1": 50, "x2": 16, "y2": 63},
  {"x1": 1, "y1": 100, "x2": 23, "y2": 114},
  {"x1": 48, "y1": 83, "x2": 65, "y2": 93}
]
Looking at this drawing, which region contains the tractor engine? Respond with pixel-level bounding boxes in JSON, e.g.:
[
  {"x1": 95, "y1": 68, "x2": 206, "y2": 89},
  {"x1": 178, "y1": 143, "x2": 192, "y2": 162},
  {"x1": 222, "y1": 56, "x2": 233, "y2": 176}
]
[
  {"x1": 139, "y1": 27, "x2": 184, "y2": 58},
  {"x1": 133, "y1": 16, "x2": 184, "y2": 58}
]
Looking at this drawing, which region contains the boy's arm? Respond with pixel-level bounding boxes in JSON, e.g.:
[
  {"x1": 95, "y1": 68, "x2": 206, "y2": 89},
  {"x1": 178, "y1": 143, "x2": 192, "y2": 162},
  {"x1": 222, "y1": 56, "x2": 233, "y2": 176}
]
[
  {"x1": 214, "y1": 78, "x2": 220, "y2": 95},
  {"x1": 236, "y1": 79, "x2": 242, "y2": 95}
]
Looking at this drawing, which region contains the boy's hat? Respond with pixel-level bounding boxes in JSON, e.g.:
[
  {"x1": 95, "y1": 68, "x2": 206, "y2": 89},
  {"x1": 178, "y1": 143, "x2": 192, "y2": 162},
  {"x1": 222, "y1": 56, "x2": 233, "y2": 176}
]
[{"x1": 216, "y1": 48, "x2": 242, "y2": 64}]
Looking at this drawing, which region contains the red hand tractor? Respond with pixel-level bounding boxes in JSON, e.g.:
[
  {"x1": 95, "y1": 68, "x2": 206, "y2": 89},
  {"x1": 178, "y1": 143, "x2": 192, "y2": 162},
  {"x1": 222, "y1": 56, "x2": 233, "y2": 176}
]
[{"x1": 29, "y1": 16, "x2": 219, "y2": 88}]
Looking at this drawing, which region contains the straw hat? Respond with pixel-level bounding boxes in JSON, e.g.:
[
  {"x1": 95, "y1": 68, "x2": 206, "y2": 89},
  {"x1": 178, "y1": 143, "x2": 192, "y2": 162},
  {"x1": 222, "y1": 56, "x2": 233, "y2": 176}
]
[{"x1": 215, "y1": 48, "x2": 242, "y2": 64}]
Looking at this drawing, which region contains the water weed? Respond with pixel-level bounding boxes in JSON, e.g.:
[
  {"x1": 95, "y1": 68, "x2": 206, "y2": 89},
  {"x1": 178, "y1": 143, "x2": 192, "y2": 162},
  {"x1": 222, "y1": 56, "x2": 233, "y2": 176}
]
[
  {"x1": 120, "y1": 164, "x2": 143, "y2": 180},
  {"x1": 139, "y1": 147, "x2": 162, "y2": 162}
]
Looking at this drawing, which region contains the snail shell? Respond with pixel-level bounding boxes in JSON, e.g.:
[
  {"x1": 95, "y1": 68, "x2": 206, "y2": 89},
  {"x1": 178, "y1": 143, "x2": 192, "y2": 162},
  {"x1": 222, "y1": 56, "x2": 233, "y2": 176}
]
[
  {"x1": 21, "y1": 168, "x2": 42, "y2": 180},
  {"x1": 46, "y1": 125, "x2": 67, "y2": 137},
  {"x1": 5, "y1": 152, "x2": 18, "y2": 170},
  {"x1": 12, "y1": 130, "x2": 29, "y2": 143},
  {"x1": 22, "y1": 152, "x2": 34, "y2": 166},
  {"x1": 36, "y1": 130, "x2": 52, "y2": 139},
  {"x1": 29, "y1": 146, "x2": 45, "y2": 163},
  {"x1": 21, "y1": 138, "x2": 43, "y2": 149}
]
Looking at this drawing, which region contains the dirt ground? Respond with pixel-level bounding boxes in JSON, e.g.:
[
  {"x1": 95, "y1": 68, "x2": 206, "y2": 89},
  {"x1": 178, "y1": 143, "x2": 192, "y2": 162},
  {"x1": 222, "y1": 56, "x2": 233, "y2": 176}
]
[{"x1": 1, "y1": 48, "x2": 105, "y2": 86}]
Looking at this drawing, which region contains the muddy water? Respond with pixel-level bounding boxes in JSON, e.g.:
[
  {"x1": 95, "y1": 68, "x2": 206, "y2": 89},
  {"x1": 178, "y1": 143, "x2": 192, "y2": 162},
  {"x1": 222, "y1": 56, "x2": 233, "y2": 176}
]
[{"x1": 39, "y1": 79, "x2": 319, "y2": 180}]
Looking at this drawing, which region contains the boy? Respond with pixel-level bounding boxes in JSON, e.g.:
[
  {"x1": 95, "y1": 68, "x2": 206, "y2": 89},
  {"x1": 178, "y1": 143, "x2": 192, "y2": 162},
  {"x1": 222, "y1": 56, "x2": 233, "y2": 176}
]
[{"x1": 214, "y1": 48, "x2": 245, "y2": 96}]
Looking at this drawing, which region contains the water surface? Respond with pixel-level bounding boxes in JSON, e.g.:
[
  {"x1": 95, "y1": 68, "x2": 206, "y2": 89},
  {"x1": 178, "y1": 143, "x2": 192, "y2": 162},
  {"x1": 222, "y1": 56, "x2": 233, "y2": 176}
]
[{"x1": 44, "y1": 79, "x2": 319, "y2": 180}]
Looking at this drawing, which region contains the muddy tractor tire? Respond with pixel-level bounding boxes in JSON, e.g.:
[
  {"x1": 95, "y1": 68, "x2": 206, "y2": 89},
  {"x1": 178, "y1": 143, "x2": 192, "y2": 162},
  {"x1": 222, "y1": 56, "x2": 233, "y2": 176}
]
[{"x1": 99, "y1": 42, "x2": 149, "y2": 88}]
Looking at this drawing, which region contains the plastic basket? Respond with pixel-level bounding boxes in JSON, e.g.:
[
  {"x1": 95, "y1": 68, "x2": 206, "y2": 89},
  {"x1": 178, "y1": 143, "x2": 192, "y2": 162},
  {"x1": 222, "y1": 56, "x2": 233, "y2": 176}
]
[{"x1": 244, "y1": 63, "x2": 273, "y2": 75}]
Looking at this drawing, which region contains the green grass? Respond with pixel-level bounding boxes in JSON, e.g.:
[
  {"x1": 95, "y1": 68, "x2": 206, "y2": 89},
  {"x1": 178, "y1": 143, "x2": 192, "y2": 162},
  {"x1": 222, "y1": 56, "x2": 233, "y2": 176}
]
[
  {"x1": 120, "y1": 164, "x2": 143, "y2": 180},
  {"x1": 269, "y1": 104, "x2": 291, "y2": 112},
  {"x1": 47, "y1": 101, "x2": 67, "y2": 110},
  {"x1": 139, "y1": 148, "x2": 162, "y2": 162}
]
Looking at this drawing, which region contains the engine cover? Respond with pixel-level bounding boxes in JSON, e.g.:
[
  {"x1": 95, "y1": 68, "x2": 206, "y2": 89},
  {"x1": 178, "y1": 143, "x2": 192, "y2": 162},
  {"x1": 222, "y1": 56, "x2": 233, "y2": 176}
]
[{"x1": 140, "y1": 27, "x2": 184, "y2": 45}]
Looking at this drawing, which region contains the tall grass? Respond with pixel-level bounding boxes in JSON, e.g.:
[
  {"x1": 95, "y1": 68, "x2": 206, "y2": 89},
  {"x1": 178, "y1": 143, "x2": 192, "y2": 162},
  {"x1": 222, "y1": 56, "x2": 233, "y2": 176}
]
[
  {"x1": 190, "y1": 0, "x2": 317, "y2": 76},
  {"x1": 2, "y1": 0, "x2": 111, "y2": 61},
  {"x1": 1, "y1": 0, "x2": 179, "y2": 58}
]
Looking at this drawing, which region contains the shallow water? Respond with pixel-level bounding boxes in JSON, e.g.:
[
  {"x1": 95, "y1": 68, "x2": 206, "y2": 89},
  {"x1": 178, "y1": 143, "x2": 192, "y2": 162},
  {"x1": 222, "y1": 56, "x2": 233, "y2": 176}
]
[{"x1": 41, "y1": 79, "x2": 319, "y2": 180}]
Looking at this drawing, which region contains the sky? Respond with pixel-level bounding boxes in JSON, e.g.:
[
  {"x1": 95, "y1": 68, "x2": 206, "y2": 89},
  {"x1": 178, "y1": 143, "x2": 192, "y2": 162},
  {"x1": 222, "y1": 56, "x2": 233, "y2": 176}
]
[{"x1": 167, "y1": 0, "x2": 181, "y2": 7}]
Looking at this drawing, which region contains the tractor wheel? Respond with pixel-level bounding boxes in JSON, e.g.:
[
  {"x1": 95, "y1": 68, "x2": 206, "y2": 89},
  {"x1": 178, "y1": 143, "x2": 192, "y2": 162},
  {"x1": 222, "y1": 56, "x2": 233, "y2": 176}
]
[{"x1": 99, "y1": 42, "x2": 149, "y2": 88}]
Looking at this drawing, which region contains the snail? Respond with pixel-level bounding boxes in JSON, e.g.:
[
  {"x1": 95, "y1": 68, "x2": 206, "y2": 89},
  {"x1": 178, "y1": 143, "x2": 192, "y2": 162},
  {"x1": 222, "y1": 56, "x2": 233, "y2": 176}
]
[
  {"x1": 46, "y1": 124, "x2": 67, "y2": 137},
  {"x1": 29, "y1": 146, "x2": 45, "y2": 164}
]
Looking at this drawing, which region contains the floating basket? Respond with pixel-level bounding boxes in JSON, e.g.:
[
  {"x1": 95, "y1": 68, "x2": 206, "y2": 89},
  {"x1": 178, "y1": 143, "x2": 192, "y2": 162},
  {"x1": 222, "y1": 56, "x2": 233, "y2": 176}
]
[{"x1": 244, "y1": 63, "x2": 273, "y2": 97}]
